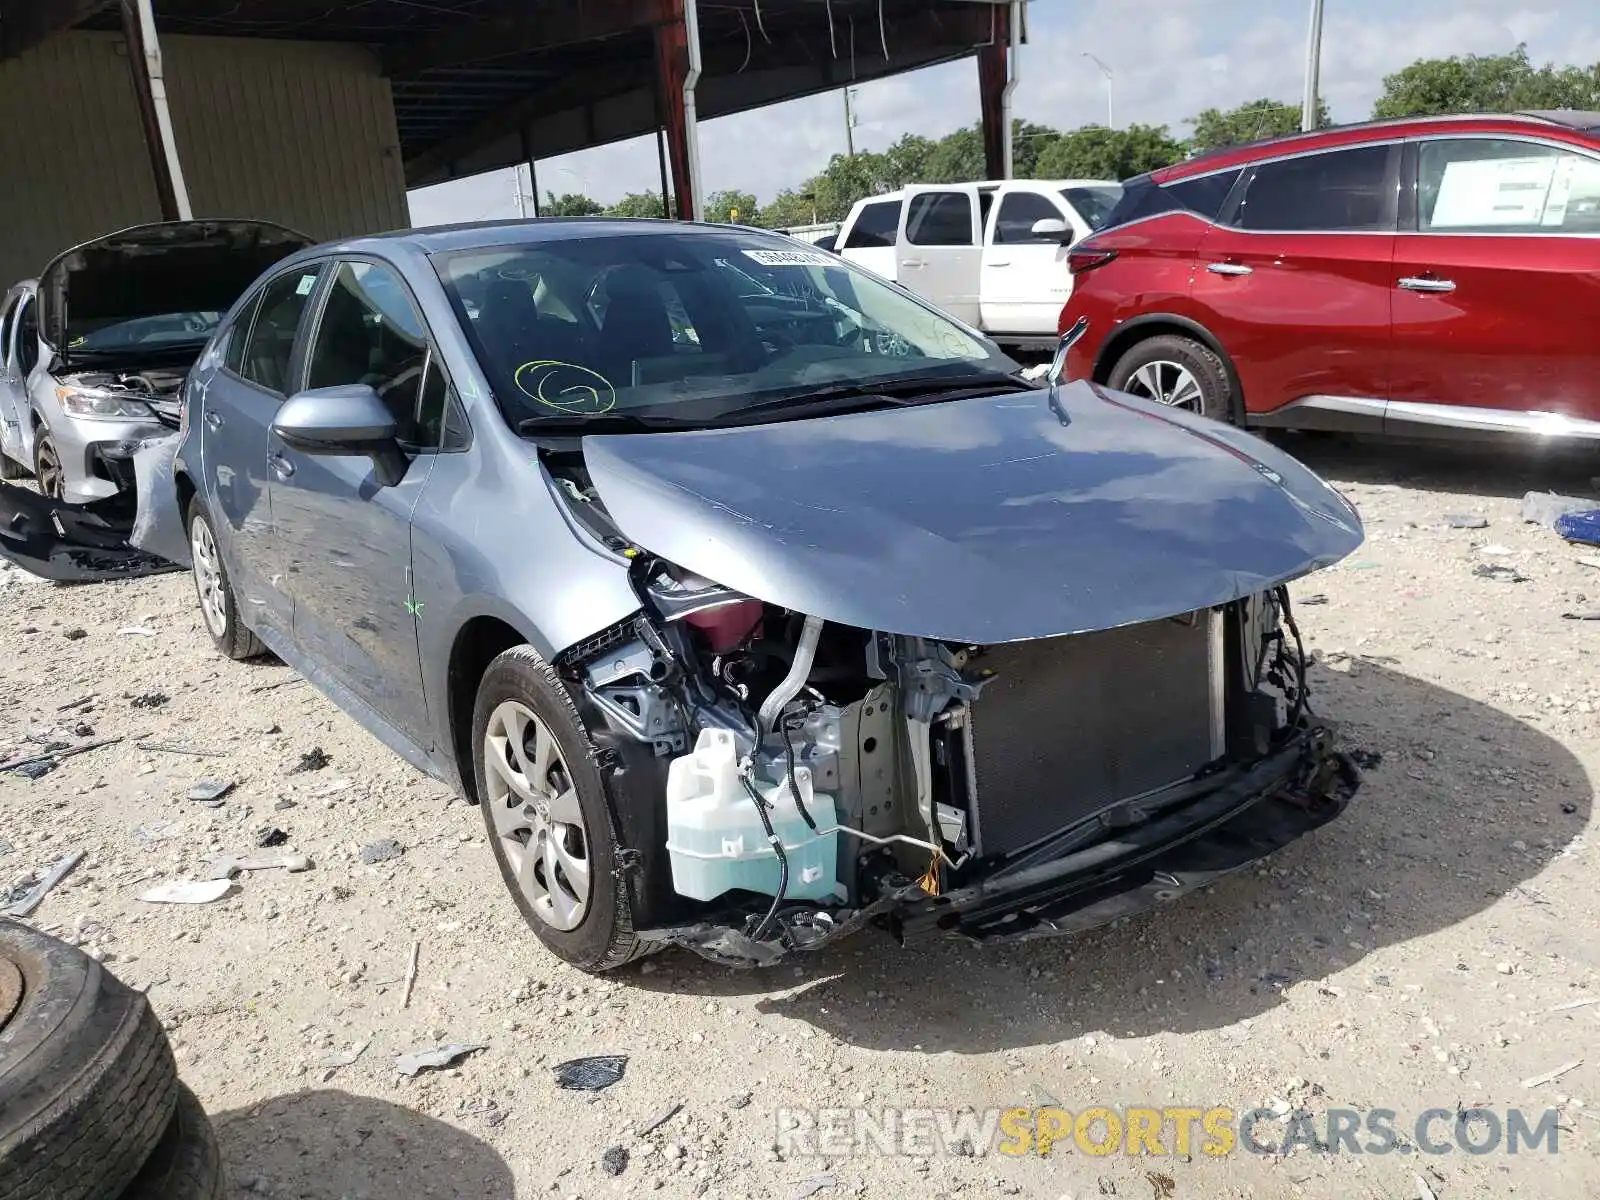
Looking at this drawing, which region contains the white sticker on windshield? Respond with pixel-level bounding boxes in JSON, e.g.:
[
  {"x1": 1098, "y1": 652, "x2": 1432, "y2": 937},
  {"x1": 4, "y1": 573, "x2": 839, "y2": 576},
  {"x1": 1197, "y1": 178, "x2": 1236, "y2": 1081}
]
[
  {"x1": 742, "y1": 248, "x2": 834, "y2": 268},
  {"x1": 295, "y1": 273, "x2": 317, "y2": 296}
]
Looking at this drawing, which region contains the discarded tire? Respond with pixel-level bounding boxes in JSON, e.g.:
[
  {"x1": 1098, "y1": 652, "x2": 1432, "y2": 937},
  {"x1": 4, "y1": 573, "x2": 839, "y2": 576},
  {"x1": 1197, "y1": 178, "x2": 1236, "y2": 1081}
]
[
  {"x1": 0, "y1": 919, "x2": 179, "y2": 1200},
  {"x1": 119, "y1": 1083, "x2": 226, "y2": 1200}
]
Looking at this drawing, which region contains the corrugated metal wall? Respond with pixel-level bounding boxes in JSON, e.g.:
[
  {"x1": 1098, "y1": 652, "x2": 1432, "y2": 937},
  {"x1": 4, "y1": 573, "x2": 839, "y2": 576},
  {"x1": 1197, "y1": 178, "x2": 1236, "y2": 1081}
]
[{"x1": 0, "y1": 31, "x2": 408, "y2": 285}]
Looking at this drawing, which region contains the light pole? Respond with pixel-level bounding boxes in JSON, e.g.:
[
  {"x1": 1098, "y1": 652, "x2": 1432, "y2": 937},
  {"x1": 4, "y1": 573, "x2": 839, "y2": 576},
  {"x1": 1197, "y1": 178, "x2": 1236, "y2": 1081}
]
[
  {"x1": 843, "y1": 86, "x2": 859, "y2": 156},
  {"x1": 1301, "y1": 0, "x2": 1325, "y2": 131},
  {"x1": 1081, "y1": 52, "x2": 1113, "y2": 129}
]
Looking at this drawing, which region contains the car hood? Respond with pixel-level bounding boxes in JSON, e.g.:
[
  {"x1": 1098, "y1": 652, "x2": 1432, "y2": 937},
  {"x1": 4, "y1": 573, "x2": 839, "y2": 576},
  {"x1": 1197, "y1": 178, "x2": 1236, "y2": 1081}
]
[
  {"x1": 581, "y1": 381, "x2": 1364, "y2": 643},
  {"x1": 39, "y1": 219, "x2": 313, "y2": 363}
]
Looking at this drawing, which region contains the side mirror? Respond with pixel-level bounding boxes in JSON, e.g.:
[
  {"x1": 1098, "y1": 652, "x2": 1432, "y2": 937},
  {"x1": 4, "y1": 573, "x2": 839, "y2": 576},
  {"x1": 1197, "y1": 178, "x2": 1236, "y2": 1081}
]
[
  {"x1": 272, "y1": 383, "x2": 408, "y2": 488},
  {"x1": 1030, "y1": 217, "x2": 1072, "y2": 242}
]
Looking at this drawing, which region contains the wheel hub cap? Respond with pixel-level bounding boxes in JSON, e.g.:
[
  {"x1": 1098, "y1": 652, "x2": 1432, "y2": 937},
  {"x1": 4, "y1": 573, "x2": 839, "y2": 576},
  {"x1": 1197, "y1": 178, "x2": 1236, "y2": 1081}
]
[
  {"x1": 1128, "y1": 360, "x2": 1204, "y2": 413},
  {"x1": 483, "y1": 700, "x2": 591, "y2": 932}
]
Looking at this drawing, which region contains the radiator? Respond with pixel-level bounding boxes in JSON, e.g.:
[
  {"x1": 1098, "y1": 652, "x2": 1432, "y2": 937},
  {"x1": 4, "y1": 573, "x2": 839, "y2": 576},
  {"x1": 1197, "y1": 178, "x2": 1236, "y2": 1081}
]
[{"x1": 966, "y1": 612, "x2": 1224, "y2": 856}]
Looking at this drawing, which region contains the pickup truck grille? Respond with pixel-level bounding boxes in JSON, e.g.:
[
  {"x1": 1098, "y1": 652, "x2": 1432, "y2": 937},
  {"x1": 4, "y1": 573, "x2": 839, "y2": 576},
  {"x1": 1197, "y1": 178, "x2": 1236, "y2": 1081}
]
[{"x1": 967, "y1": 612, "x2": 1224, "y2": 856}]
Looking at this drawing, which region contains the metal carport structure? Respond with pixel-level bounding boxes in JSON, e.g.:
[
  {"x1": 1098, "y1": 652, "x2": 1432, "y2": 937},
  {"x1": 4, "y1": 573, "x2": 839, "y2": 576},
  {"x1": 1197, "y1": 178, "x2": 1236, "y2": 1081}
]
[{"x1": 0, "y1": 0, "x2": 1022, "y2": 282}]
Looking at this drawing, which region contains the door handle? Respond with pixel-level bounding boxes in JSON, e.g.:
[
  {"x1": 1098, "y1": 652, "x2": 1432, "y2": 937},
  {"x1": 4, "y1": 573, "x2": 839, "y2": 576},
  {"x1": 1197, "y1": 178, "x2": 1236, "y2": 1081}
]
[
  {"x1": 203, "y1": 409, "x2": 222, "y2": 430},
  {"x1": 901, "y1": 259, "x2": 927, "y2": 269},
  {"x1": 267, "y1": 451, "x2": 295, "y2": 480},
  {"x1": 1205, "y1": 262, "x2": 1253, "y2": 276},
  {"x1": 989, "y1": 260, "x2": 1012, "y2": 267},
  {"x1": 1398, "y1": 276, "x2": 1456, "y2": 293}
]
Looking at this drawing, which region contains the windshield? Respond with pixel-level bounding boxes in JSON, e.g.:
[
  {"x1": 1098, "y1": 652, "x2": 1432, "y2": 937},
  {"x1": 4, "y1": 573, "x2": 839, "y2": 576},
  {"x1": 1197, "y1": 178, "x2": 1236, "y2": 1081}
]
[
  {"x1": 70, "y1": 311, "x2": 221, "y2": 352},
  {"x1": 433, "y1": 229, "x2": 1017, "y2": 430},
  {"x1": 1062, "y1": 186, "x2": 1124, "y2": 230}
]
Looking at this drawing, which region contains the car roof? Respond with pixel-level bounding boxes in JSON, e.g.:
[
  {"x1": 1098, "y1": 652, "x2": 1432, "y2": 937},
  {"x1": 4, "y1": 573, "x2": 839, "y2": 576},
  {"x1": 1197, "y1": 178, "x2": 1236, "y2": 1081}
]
[
  {"x1": 283, "y1": 216, "x2": 789, "y2": 263},
  {"x1": 1155, "y1": 110, "x2": 1600, "y2": 182}
]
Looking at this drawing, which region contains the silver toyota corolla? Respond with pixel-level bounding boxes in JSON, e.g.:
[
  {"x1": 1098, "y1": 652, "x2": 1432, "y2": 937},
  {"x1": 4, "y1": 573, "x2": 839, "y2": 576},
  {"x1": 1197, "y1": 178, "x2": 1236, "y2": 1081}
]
[
  {"x1": 0, "y1": 221, "x2": 310, "y2": 500},
  {"x1": 0, "y1": 218, "x2": 1365, "y2": 972}
]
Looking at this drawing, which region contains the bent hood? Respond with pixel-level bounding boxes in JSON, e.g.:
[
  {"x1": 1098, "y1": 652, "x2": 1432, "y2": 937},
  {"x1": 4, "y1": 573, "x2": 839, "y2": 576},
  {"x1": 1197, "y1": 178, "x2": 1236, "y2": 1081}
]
[
  {"x1": 39, "y1": 219, "x2": 313, "y2": 362},
  {"x1": 582, "y1": 381, "x2": 1364, "y2": 643}
]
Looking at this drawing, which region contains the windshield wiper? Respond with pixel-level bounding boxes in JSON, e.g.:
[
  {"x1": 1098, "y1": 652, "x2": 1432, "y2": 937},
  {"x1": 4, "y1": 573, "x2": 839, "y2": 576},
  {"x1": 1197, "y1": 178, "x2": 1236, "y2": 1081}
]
[
  {"x1": 517, "y1": 411, "x2": 707, "y2": 436},
  {"x1": 716, "y1": 372, "x2": 1031, "y2": 422}
]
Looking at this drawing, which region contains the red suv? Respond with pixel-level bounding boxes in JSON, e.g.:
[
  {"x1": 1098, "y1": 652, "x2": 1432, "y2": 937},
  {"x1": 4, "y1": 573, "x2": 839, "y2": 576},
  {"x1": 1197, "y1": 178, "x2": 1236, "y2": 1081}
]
[{"x1": 1056, "y1": 111, "x2": 1600, "y2": 441}]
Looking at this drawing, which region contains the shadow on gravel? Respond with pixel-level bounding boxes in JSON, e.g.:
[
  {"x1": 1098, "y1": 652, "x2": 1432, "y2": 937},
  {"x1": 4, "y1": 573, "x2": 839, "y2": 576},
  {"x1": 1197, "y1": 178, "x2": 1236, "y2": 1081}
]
[
  {"x1": 629, "y1": 663, "x2": 1592, "y2": 1053},
  {"x1": 212, "y1": 1089, "x2": 513, "y2": 1199},
  {"x1": 1269, "y1": 431, "x2": 1600, "y2": 500}
]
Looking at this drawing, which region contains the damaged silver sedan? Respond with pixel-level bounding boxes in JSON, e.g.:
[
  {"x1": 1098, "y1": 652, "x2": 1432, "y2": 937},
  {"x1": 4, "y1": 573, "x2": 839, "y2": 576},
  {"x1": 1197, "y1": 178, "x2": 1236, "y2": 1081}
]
[{"x1": 0, "y1": 219, "x2": 1364, "y2": 971}]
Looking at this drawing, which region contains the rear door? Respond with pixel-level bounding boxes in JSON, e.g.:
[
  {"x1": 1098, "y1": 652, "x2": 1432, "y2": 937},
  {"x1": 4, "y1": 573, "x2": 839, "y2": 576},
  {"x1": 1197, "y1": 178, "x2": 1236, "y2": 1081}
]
[
  {"x1": 898, "y1": 187, "x2": 982, "y2": 324},
  {"x1": 836, "y1": 198, "x2": 902, "y2": 280},
  {"x1": 268, "y1": 257, "x2": 453, "y2": 746},
  {"x1": 981, "y1": 186, "x2": 1075, "y2": 335},
  {"x1": 1389, "y1": 134, "x2": 1600, "y2": 433},
  {"x1": 199, "y1": 262, "x2": 324, "y2": 639},
  {"x1": 1190, "y1": 142, "x2": 1399, "y2": 422}
]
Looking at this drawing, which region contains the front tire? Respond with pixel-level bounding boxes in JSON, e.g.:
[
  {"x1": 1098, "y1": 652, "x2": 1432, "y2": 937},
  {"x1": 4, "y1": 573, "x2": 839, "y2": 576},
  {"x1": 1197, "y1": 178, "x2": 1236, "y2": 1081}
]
[
  {"x1": 186, "y1": 498, "x2": 265, "y2": 661},
  {"x1": 33, "y1": 434, "x2": 63, "y2": 499},
  {"x1": 1107, "y1": 334, "x2": 1236, "y2": 424},
  {"x1": 472, "y1": 646, "x2": 647, "y2": 973}
]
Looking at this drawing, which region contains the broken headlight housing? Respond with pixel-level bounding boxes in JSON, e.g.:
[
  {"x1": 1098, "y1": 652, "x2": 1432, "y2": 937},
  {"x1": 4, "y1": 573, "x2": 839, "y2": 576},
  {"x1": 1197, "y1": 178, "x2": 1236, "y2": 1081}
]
[{"x1": 55, "y1": 385, "x2": 156, "y2": 421}]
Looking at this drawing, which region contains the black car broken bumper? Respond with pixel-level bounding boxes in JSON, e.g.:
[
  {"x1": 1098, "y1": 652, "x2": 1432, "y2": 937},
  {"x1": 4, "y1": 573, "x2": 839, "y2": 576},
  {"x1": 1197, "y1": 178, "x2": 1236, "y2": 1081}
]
[{"x1": 638, "y1": 726, "x2": 1358, "y2": 967}]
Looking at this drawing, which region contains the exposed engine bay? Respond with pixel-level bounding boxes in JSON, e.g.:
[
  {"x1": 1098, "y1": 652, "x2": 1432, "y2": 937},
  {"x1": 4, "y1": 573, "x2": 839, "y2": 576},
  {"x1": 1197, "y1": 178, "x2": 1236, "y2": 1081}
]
[
  {"x1": 545, "y1": 451, "x2": 1358, "y2": 967},
  {"x1": 57, "y1": 367, "x2": 187, "y2": 427}
]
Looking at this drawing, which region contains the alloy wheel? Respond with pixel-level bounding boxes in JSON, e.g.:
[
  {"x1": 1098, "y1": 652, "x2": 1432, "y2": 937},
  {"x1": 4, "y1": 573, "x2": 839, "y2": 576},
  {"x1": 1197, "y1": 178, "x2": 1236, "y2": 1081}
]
[
  {"x1": 189, "y1": 517, "x2": 228, "y2": 638},
  {"x1": 1126, "y1": 360, "x2": 1204, "y2": 413},
  {"x1": 482, "y1": 700, "x2": 591, "y2": 932},
  {"x1": 34, "y1": 437, "x2": 62, "y2": 500}
]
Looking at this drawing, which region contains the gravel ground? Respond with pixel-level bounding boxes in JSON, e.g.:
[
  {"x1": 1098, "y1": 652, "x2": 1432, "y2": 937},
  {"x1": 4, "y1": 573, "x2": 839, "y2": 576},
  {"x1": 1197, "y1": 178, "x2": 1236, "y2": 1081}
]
[{"x1": 3, "y1": 434, "x2": 1600, "y2": 1200}]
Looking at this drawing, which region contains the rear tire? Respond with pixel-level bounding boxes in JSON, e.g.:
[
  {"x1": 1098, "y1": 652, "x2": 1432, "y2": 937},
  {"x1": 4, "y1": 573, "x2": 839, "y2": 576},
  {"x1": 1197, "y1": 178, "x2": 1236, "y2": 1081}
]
[
  {"x1": 0, "y1": 921, "x2": 179, "y2": 1200},
  {"x1": 472, "y1": 646, "x2": 649, "y2": 973},
  {"x1": 1107, "y1": 334, "x2": 1237, "y2": 425},
  {"x1": 186, "y1": 497, "x2": 266, "y2": 661}
]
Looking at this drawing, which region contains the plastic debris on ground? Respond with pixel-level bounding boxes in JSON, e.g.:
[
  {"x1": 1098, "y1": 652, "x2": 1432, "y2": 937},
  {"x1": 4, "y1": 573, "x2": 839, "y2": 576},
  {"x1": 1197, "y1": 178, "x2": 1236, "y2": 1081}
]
[
  {"x1": 118, "y1": 626, "x2": 157, "y2": 637},
  {"x1": 1554, "y1": 509, "x2": 1600, "y2": 547},
  {"x1": 289, "y1": 747, "x2": 331, "y2": 773},
  {"x1": 316, "y1": 1040, "x2": 370, "y2": 1076},
  {"x1": 553, "y1": 1054, "x2": 628, "y2": 1091},
  {"x1": 600, "y1": 1146, "x2": 630, "y2": 1176},
  {"x1": 360, "y1": 838, "x2": 404, "y2": 865},
  {"x1": 1520, "y1": 1059, "x2": 1582, "y2": 1088},
  {"x1": 394, "y1": 1042, "x2": 487, "y2": 1077},
  {"x1": 203, "y1": 853, "x2": 313, "y2": 880},
  {"x1": 1472, "y1": 563, "x2": 1529, "y2": 583},
  {"x1": 1562, "y1": 609, "x2": 1600, "y2": 621},
  {"x1": 2, "y1": 851, "x2": 85, "y2": 917},
  {"x1": 1444, "y1": 514, "x2": 1488, "y2": 529},
  {"x1": 138, "y1": 879, "x2": 236, "y2": 905},
  {"x1": 187, "y1": 778, "x2": 235, "y2": 804},
  {"x1": 256, "y1": 826, "x2": 289, "y2": 848},
  {"x1": 637, "y1": 1102, "x2": 683, "y2": 1137},
  {"x1": 790, "y1": 1174, "x2": 839, "y2": 1200},
  {"x1": 1521, "y1": 490, "x2": 1597, "y2": 529}
]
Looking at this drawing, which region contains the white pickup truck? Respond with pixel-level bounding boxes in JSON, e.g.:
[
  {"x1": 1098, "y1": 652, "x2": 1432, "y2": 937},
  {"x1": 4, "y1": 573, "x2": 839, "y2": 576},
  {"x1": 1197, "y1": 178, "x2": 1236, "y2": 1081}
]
[{"x1": 835, "y1": 178, "x2": 1122, "y2": 352}]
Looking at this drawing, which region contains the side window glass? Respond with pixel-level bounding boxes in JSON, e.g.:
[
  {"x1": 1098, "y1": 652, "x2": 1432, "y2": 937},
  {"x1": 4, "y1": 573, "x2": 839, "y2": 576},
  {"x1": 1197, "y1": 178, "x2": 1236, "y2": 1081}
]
[
  {"x1": 844, "y1": 201, "x2": 900, "y2": 249},
  {"x1": 1420, "y1": 139, "x2": 1600, "y2": 233},
  {"x1": 223, "y1": 294, "x2": 261, "y2": 376},
  {"x1": 306, "y1": 261, "x2": 434, "y2": 447},
  {"x1": 906, "y1": 191, "x2": 975, "y2": 246},
  {"x1": 424, "y1": 358, "x2": 471, "y2": 451},
  {"x1": 1235, "y1": 146, "x2": 1393, "y2": 232},
  {"x1": 994, "y1": 192, "x2": 1068, "y2": 244},
  {"x1": 240, "y1": 266, "x2": 322, "y2": 394},
  {"x1": 0, "y1": 299, "x2": 15, "y2": 368},
  {"x1": 1165, "y1": 169, "x2": 1243, "y2": 221},
  {"x1": 15, "y1": 298, "x2": 38, "y2": 373}
]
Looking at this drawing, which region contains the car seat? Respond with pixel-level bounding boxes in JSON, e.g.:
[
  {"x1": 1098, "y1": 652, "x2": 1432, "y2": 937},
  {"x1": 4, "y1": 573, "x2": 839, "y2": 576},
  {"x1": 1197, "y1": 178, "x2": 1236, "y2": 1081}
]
[{"x1": 594, "y1": 267, "x2": 675, "y2": 385}]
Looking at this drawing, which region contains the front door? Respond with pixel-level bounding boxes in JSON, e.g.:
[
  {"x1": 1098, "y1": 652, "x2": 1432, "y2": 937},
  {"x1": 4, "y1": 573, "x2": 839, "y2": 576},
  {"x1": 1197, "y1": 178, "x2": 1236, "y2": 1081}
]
[
  {"x1": 200, "y1": 263, "x2": 324, "y2": 637},
  {"x1": 899, "y1": 188, "x2": 982, "y2": 325},
  {"x1": 1389, "y1": 135, "x2": 1600, "y2": 434},
  {"x1": 268, "y1": 258, "x2": 441, "y2": 746},
  {"x1": 981, "y1": 187, "x2": 1075, "y2": 335},
  {"x1": 1189, "y1": 142, "x2": 1399, "y2": 422},
  {"x1": 0, "y1": 291, "x2": 25, "y2": 468}
]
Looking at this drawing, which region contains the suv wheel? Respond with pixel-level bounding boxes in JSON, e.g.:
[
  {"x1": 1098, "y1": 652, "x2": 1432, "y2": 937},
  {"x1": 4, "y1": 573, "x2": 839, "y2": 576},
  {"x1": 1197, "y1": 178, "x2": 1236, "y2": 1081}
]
[
  {"x1": 1108, "y1": 335, "x2": 1236, "y2": 424},
  {"x1": 472, "y1": 646, "x2": 648, "y2": 973},
  {"x1": 33, "y1": 434, "x2": 63, "y2": 499},
  {"x1": 187, "y1": 498, "x2": 266, "y2": 661}
]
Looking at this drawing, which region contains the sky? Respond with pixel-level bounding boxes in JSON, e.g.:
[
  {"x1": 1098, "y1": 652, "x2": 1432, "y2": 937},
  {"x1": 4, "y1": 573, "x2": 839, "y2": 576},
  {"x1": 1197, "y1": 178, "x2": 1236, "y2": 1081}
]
[{"x1": 406, "y1": 0, "x2": 1600, "y2": 226}]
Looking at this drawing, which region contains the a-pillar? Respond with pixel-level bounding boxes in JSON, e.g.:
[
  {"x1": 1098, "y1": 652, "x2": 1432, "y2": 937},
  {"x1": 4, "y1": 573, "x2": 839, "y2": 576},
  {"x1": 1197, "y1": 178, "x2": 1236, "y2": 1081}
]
[
  {"x1": 977, "y1": 2, "x2": 1013, "y2": 181},
  {"x1": 653, "y1": 0, "x2": 703, "y2": 220}
]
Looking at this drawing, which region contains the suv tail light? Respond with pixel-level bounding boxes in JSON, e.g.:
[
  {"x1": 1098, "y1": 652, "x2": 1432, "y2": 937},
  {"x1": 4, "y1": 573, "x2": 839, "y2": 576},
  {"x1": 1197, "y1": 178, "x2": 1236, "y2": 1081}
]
[{"x1": 1067, "y1": 246, "x2": 1118, "y2": 276}]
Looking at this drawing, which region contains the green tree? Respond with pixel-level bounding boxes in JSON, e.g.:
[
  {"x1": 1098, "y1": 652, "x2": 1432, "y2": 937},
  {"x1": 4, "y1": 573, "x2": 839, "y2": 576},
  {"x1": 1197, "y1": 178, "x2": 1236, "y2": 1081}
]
[
  {"x1": 705, "y1": 189, "x2": 759, "y2": 223},
  {"x1": 1373, "y1": 44, "x2": 1600, "y2": 118},
  {"x1": 1033, "y1": 123, "x2": 1185, "y2": 180},
  {"x1": 541, "y1": 191, "x2": 603, "y2": 217},
  {"x1": 1187, "y1": 98, "x2": 1328, "y2": 152},
  {"x1": 606, "y1": 191, "x2": 671, "y2": 218}
]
